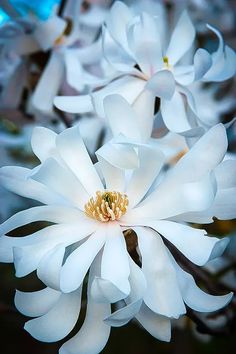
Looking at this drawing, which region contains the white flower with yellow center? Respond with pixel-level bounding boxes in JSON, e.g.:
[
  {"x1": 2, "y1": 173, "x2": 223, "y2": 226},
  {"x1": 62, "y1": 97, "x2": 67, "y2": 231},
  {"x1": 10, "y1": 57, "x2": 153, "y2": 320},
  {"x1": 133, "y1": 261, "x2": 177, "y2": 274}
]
[
  {"x1": 0, "y1": 124, "x2": 235, "y2": 352},
  {"x1": 54, "y1": 1, "x2": 235, "y2": 135}
]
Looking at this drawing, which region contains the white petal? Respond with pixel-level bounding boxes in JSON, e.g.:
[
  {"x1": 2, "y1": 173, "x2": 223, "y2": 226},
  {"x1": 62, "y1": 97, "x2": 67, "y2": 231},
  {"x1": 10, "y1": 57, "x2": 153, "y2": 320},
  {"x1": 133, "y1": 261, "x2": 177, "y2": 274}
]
[
  {"x1": 0, "y1": 205, "x2": 83, "y2": 235},
  {"x1": 60, "y1": 227, "x2": 106, "y2": 293},
  {"x1": 203, "y1": 25, "x2": 236, "y2": 82},
  {"x1": 103, "y1": 94, "x2": 142, "y2": 140},
  {"x1": 54, "y1": 95, "x2": 93, "y2": 114},
  {"x1": 195, "y1": 187, "x2": 236, "y2": 221},
  {"x1": 215, "y1": 160, "x2": 236, "y2": 189},
  {"x1": 0, "y1": 166, "x2": 67, "y2": 205},
  {"x1": 172, "y1": 257, "x2": 233, "y2": 312},
  {"x1": 96, "y1": 141, "x2": 139, "y2": 170},
  {"x1": 176, "y1": 161, "x2": 236, "y2": 223},
  {"x1": 193, "y1": 48, "x2": 212, "y2": 81},
  {"x1": 166, "y1": 11, "x2": 195, "y2": 65},
  {"x1": 92, "y1": 76, "x2": 146, "y2": 118},
  {"x1": 174, "y1": 65, "x2": 195, "y2": 86},
  {"x1": 31, "y1": 158, "x2": 89, "y2": 210},
  {"x1": 132, "y1": 90, "x2": 155, "y2": 142},
  {"x1": 104, "y1": 257, "x2": 146, "y2": 326},
  {"x1": 15, "y1": 287, "x2": 60, "y2": 317},
  {"x1": 91, "y1": 276, "x2": 128, "y2": 303},
  {"x1": 64, "y1": 49, "x2": 85, "y2": 92},
  {"x1": 105, "y1": 300, "x2": 142, "y2": 328},
  {"x1": 59, "y1": 262, "x2": 111, "y2": 354},
  {"x1": 105, "y1": 1, "x2": 132, "y2": 51},
  {"x1": 56, "y1": 126, "x2": 103, "y2": 196},
  {"x1": 127, "y1": 172, "x2": 216, "y2": 220},
  {"x1": 31, "y1": 127, "x2": 57, "y2": 163},
  {"x1": 168, "y1": 124, "x2": 227, "y2": 182},
  {"x1": 136, "y1": 303, "x2": 171, "y2": 342},
  {"x1": 37, "y1": 244, "x2": 65, "y2": 290},
  {"x1": 25, "y1": 289, "x2": 82, "y2": 342},
  {"x1": 146, "y1": 70, "x2": 175, "y2": 100},
  {"x1": 101, "y1": 223, "x2": 130, "y2": 296},
  {"x1": 32, "y1": 52, "x2": 64, "y2": 114},
  {"x1": 142, "y1": 220, "x2": 229, "y2": 266},
  {"x1": 90, "y1": 250, "x2": 128, "y2": 303},
  {"x1": 161, "y1": 91, "x2": 192, "y2": 133},
  {"x1": 1, "y1": 221, "x2": 96, "y2": 265},
  {"x1": 129, "y1": 12, "x2": 163, "y2": 76},
  {"x1": 125, "y1": 146, "x2": 164, "y2": 208},
  {"x1": 135, "y1": 227, "x2": 186, "y2": 318},
  {"x1": 97, "y1": 157, "x2": 125, "y2": 192}
]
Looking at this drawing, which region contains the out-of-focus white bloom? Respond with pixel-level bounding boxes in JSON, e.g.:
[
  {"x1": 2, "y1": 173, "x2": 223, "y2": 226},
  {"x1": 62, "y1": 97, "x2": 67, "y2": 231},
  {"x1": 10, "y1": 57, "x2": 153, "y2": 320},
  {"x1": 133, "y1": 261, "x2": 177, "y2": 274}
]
[
  {"x1": 54, "y1": 1, "x2": 235, "y2": 135},
  {"x1": 0, "y1": 1, "x2": 108, "y2": 114},
  {"x1": 0, "y1": 124, "x2": 234, "y2": 351}
]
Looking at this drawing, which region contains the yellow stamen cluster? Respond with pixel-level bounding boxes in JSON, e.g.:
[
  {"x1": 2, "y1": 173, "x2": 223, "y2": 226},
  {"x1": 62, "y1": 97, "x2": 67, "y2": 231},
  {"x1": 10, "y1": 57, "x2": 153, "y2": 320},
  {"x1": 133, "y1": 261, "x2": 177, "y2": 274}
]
[{"x1": 84, "y1": 191, "x2": 129, "y2": 222}]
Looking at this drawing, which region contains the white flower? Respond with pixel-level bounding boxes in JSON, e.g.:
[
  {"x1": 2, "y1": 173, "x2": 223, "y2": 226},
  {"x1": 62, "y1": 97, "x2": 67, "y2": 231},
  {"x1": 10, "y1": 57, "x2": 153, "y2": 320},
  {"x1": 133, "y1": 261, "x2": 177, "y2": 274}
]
[
  {"x1": 1, "y1": 1, "x2": 107, "y2": 114},
  {"x1": 0, "y1": 124, "x2": 234, "y2": 339},
  {"x1": 54, "y1": 1, "x2": 235, "y2": 135}
]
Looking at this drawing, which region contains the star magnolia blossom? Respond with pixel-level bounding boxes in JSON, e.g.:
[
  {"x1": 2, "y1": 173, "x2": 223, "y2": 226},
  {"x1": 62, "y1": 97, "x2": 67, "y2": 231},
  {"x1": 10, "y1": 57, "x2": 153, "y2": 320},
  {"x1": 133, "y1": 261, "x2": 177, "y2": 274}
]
[
  {"x1": 0, "y1": 123, "x2": 235, "y2": 353},
  {"x1": 54, "y1": 1, "x2": 236, "y2": 135}
]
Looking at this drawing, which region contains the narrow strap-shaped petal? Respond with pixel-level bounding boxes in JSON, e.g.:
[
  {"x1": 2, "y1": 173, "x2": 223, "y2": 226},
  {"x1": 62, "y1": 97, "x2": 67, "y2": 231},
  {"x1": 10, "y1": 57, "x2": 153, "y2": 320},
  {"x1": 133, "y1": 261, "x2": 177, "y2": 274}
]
[
  {"x1": 125, "y1": 146, "x2": 164, "y2": 208},
  {"x1": 37, "y1": 244, "x2": 65, "y2": 290},
  {"x1": 170, "y1": 254, "x2": 233, "y2": 312},
  {"x1": 24, "y1": 288, "x2": 82, "y2": 342},
  {"x1": 31, "y1": 157, "x2": 89, "y2": 210},
  {"x1": 97, "y1": 157, "x2": 126, "y2": 192},
  {"x1": 56, "y1": 126, "x2": 104, "y2": 196},
  {"x1": 32, "y1": 51, "x2": 64, "y2": 114},
  {"x1": 139, "y1": 220, "x2": 229, "y2": 266},
  {"x1": 54, "y1": 94, "x2": 93, "y2": 114},
  {"x1": 166, "y1": 11, "x2": 195, "y2": 65},
  {"x1": 0, "y1": 166, "x2": 67, "y2": 205},
  {"x1": 135, "y1": 227, "x2": 186, "y2": 318},
  {"x1": 101, "y1": 222, "x2": 130, "y2": 296},
  {"x1": 60, "y1": 227, "x2": 106, "y2": 293},
  {"x1": 136, "y1": 303, "x2": 171, "y2": 342},
  {"x1": 161, "y1": 91, "x2": 192, "y2": 133},
  {"x1": 103, "y1": 94, "x2": 142, "y2": 141},
  {"x1": 0, "y1": 205, "x2": 84, "y2": 235},
  {"x1": 15, "y1": 287, "x2": 60, "y2": 317},
  {"x1": 104, "y1": 257, "x2": 146, "y2": 327},
  {"x1": 59, "y1": 260, "x2": 111, "y2": 354},
  {"x1": 31, "y1": 126, "x2": 63, "y2": 163}
]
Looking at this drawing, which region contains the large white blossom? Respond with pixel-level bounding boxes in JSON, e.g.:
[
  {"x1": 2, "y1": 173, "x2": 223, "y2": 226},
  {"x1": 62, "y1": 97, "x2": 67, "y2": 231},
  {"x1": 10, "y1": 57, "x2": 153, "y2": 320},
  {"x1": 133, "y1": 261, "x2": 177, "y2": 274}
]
[{"x1": 0, "y1": 123, "x2": 235, "y2": 352}]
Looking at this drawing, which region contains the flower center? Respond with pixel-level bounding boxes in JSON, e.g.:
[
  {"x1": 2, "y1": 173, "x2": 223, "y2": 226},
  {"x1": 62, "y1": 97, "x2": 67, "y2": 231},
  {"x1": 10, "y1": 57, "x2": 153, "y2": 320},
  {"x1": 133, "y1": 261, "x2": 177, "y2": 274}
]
[
  {"x1": 84, "y1": 191, "x2": 129, "y2": 222},
  {"x1": 163, "y1": 56, "x2": 171, "y2": 69}
]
